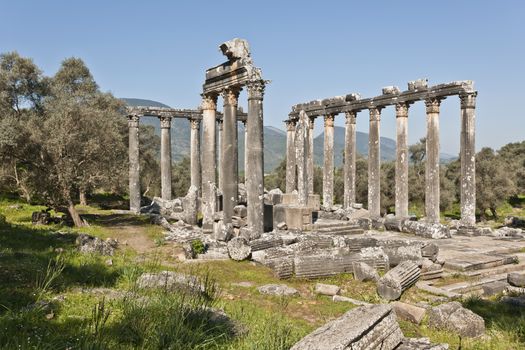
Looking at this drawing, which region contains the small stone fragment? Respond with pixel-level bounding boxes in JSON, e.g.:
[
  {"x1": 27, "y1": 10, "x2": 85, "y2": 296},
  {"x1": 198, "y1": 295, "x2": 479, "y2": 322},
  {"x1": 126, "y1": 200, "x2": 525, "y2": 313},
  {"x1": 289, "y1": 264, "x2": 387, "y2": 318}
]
[
  {"x1": 428, "y1": 302, "x2": 485, "y2": 338},
  {"x1": 314, "y1": 283, "x2": 340, "y2": 296},
  {"x1": 508, "y1": 272, "x2": 525, "y2": 287},
  {"x1": 258, "y1": 284, "x2": 298, "y2": 296},
  {"x1": 352, "y1": 261, "x2": 379, "y2": 282},
  {"x1": 393, "y1": 301, "x2": 426, "y2": 324}
]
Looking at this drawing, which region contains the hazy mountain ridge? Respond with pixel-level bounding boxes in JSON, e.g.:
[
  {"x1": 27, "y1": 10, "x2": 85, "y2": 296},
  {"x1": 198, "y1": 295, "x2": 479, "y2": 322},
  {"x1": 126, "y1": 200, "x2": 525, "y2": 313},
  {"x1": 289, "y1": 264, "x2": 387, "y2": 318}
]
[{"x1": 122, "y1": 98, "x2": 456, "y2": 172}]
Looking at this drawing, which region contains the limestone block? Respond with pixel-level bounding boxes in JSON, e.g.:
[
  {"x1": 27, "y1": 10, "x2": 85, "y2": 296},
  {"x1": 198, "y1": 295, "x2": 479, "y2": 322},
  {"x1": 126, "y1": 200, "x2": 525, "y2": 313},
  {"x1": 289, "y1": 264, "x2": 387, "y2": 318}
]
[
  {"x1": 402, "y1": 220, "x2": 451, "y2": 239},
  {"x1": 482, "y1": 281, "x2": 508, "y2": 296},
  {"x1": 214, "y1": 221, "x2": 233, "y2": 242},
  {"x1": 227, "y1": 237, "x2": 251, "y2": 261},
  {"x1": 314, "y1": 283, "x2": 340, "y2": 296},
  {"x1": 258, "y1": 284, "x2": 298, "y2": 296},
  {"x1": 273, "y1": 204, "x2": 313, "y2": 231},
  {"x1": 393, "y1": 301, "x2": 426, "y2": 324},
  {"x1": 382, "y1": 86, "x2": 401, "y2": 95},
  {"x1": 428, "y1": 302, "x2": 485, "y2": 338},
  {"x1": 397, "y1": 337, "x2": 449, "y2": 350},
  {"x1": 233, "y1": 205, "x2": 247, "y2": 218},
  {"x1": 290, "y1": 304, "x2": 403, "y2": 350},
  {"x1": 137, "y1": 271, "x2": 203, "y2": 293},
  {"x1": 352, "y1": 261, "x2": 379, "y2": 282},
  {"x1": 249, "y1": 236, "x2": 283, "y2": 251},
  {"x1": 408, "y1": 78, "x2": 428, "y2": 91},
  {"x1": 332, "y1": 295, "x2": 371, "y2": 306},
  {"x1": 508, "y1": 272, "x2": 525, "y2": 287}
]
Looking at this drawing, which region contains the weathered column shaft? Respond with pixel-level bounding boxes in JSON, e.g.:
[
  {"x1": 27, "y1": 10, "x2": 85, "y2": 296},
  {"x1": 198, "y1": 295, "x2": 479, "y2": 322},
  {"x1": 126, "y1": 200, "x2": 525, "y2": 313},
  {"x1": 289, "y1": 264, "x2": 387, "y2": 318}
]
[
  {"x1": 160, "y1": 116, "x2": 172, "y2": 200},
  {"x1": 201, "y1": 94, "x2": 218, "y2": 230},
  {"x1": 425, "y1": 98, "x2": 441, "y2": 223},
  {"x1": 344, "y1": 111, "x2": 357, "y2": 209},
  {"x1": 128, "y1": 115, "x2": 141, "y2": 213},
  {"x1": 307, "y1": 117, "x2": 315, "y2": 194},
  {"x1": 395, "y1": 103, "x2": 409, "y2": 218},
  {"x1": 296, "y1": 111, "x2": 310, "y2": 206},
  {"x1": 233, "y1": 120, "x2": 239, "y2": 204},
  {"x1": 246, "y1": 80, "x2": 265, "y2": 233},
  {"x1": 243, "y1": 120, "x2": 248, "y2": 185},
  {"x1": 368, "y1": 108, "x2": 382, "y2": 218},
  {"x1": 222, "y1": 88, "x2": 240, "y2": 225},
  {"x1": 323, "y1": 114, "x2": 335, "y2": 208},
  {"x1": 217, "y1": 119, "x2": 223, "y2": 193},
  {"x1": 460, "y1": 92, "x2": 477, "y2": 226},
  {"x1": 285, "y1": 120, "x2": 297, "y2": 193},
  {"x1": 190, "y1": 118, "x2": 201, "y2": 196}
]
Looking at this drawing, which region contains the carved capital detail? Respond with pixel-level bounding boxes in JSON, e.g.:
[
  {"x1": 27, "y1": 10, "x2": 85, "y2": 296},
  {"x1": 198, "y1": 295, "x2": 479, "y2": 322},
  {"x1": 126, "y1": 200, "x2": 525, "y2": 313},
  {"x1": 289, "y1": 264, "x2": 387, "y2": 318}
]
[
  {"x1": 189, "y1": 118, "x2": 200, "y2": 130},
  {"x1": 160, "y1": 115, "x2": 172, "y2": 129},
  {"x1": 369, "y1": 108, "x2": 382, "y2": 122},
  {"x1": 345, "y1": 111, "x2": 357, "y2": 124},
  {"x1": 247, "y1": 79, "x2": 265, "y2": 100},
  {"x1": 217, "y1": 119, "x2": 223, "y2": 130},
  {"x1": 222, "y1": 87, "x2": 241, "y2": 106},
  {"x1": 460, "y1": 92, "x2": 477, "y2": 109},
  {"x1": 201, "y1": 94, "x2": 218, "y2": 110},
  {"x1": 285, "y1": 119, "x2": 297, "y2": 132},
  {"x1": 324, "y1": 114, "x2": 335, "y2": 127},
  {"x1": 395, "y1": 102, "x2": 409, "y2": 118},
  {"x1": 127, "y1": 115, "x2": 140, "y2": 128},
  {"x1": 425, "y1": 98, "x2": 441, "y2": 114},
  {"x1": 308, "y1": 116, "x2": 315, "y2": 130}
]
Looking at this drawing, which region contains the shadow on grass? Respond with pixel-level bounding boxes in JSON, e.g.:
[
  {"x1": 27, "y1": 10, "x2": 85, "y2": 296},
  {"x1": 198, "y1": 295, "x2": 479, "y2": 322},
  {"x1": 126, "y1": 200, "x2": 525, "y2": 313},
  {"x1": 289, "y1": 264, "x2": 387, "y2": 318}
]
[
  {"x1": 0, "y1": 222, "x2": 122, "y2": 313},
  {"x1": 464, "y1": 296, "x2": 525, "y2": 342},
  {"x1": 81, "y1": 213, "x2": 150, "y2": 228}
]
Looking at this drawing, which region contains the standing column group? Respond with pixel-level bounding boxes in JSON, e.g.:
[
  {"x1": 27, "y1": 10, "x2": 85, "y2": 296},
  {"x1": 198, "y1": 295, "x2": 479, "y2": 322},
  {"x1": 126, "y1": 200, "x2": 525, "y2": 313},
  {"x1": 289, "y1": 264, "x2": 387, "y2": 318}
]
[
  {"x1": 201, "y1": 94, "x2": 218, "y2": 230},
  {"x1": 285, "y1": 119, "x2": 297, "y2": 193},
  {"x1": 322, "y1": 114, "x2": 335, "y2": 208},
  {"x1": 395, "y1": 103, "x2": 409, "y2": 218},
  {"x1": 368, "y1": 107, "x2": 382, "y2": 218},
  {"x1": 343, "y1": 111, "x2": 357, "y2": 209},
  {"x1": 425, "y1": 98, "x2": 441, "y2": 223},
  {"x1": 128, "y1": 115, "x2": 141, "y2": 213}
]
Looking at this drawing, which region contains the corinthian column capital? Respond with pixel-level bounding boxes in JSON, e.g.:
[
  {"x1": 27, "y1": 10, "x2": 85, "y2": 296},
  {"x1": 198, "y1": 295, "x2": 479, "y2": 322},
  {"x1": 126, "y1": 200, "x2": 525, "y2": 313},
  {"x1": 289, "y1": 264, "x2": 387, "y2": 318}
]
[
  {"x1": 345, "y1": 111, "x2": 357, "y2": 124},
  {"x1": 285, "y1": 119, "x2": 296, "y2": 132},
  {"x1": 460, "y1": 92, "x2": 477, "y2": 109},
  {"x1": 369, "y1": 107, "x2": 382, "y2": 121},
  {"x1": 247, "y1": 79, "x2": 265, "y2": 100},
  {"x1": 160, "y1": 115, "x2": 172, "y2": 129},
  {"x1": 127, "y1": 115, "x2": 140, "y2": 128},
  {"x1": 189, "y1": 118, "x2": 200, "y2": 130},
  {"x1": 222, "y1": 87, "x2": 241, "y2": 106},
  {"x1": 201, "y1": 93, "x2": 218, "y2": 110},
  {"x1": 324, "y1": 114, "x2": 335, "y2": 127},
  {"x1": 395, "y1": 102, "x2": 409, "y2": 118},
  {"x1": 425, "y1": 98, "x2": 442, "y2": 114}
]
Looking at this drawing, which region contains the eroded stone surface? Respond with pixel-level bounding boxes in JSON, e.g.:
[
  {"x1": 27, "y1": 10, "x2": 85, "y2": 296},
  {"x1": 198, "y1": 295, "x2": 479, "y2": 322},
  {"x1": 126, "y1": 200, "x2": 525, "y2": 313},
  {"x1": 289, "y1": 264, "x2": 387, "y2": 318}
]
[
  {"x1": 428, "y1": 302, "x2": 485, "y2": 338},
  {"x1": 257, "y1": 284, "x2": 298, "y2": 296}
]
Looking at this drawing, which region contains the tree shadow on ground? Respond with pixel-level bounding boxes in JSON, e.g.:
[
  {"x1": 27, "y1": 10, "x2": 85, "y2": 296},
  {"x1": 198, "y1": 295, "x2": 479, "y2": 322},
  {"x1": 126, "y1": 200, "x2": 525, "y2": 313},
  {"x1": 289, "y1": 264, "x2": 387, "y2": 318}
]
[
  {"x1": 463, "y1": 297, "x2": 525, "y2": 343},
  {"x1": 82, "y1": 213, "x2": 150, "y2": 228}
]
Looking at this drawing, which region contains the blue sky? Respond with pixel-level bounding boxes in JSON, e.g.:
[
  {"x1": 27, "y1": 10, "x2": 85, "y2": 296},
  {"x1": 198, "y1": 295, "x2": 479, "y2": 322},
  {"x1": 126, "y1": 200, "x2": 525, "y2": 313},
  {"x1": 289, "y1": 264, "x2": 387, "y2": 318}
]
[{"x1": 1, "y1": 0, "x2": 523, "y2": 154}]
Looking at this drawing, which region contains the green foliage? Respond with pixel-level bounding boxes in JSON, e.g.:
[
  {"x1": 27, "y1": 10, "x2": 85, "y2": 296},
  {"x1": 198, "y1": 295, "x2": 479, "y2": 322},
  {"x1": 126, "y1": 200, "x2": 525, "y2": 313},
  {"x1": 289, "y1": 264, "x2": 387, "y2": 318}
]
[
  {"x1": 264, "y1": 158, "x2": 286, "y2": 191},
  {"x1": 191, "y1": 239, "x2": 206, "y2": 255},
  {"x1": 172, "y1": 156, "x2": 191, "y2": 198}
]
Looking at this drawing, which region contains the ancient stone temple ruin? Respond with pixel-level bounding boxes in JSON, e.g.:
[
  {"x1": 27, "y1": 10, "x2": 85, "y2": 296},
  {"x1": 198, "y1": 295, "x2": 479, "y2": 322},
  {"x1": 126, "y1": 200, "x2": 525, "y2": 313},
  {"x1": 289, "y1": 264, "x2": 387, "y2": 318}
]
[{"x1": 285, "y1": 80, "x2": 477, "y2": 229}]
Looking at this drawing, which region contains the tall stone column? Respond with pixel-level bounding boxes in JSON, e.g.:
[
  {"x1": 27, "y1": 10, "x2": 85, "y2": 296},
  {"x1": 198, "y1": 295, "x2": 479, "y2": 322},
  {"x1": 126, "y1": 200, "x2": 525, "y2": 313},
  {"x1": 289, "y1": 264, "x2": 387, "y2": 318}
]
[
  {"x1": 296, "y1": 111, "x2": 310, "y2": 206},
  {"x1": 285, "y1": 119, "x2": 297, "y2": 193},
  {"x1": 201, "y1": 94, "x2": 218, "y2": 231},
  {"x1": 368, "y1": 107, "x2": 382, "y2": 218},
  {"x1": 233, "y1": 119, "x2": 239, "y2": 204},
  {"x1": 307, "y1": 116, "x2": 315, "y2": 194},
  {"x1": 395, "y1": 103, "x2": 409, "y2": 218},
  {"x1": 246, "y1": 80, "x2": 265, "y2": 233},
  {"x1": 343, "y1": 111, "x2": 357, "y2": 209},
  {"x1": 222, "y1": 87, "x2": 241, "y2": 225},
  {"x1": 460, "y1": 92, "x2": 477, "y2": 226},
  {"x1": 160, "y1": 115, "x2": 172, "y2": 200},
  {"x1": 189, "y1": 118, "x2": 201, "y2": 196},
  {"x1": 217, "y1": 119, "x2": 223, "y2": 193},
  {"x1": 425, "y1": 98, "x2": 442, "y2": 223},
  {"x1": 128, "y1": 115, "x2": 141, "y2": 213},
  {"x1": 242, "y1": 120, "x2": 247, "y2": 184},
  {"x1": 323, "y1": 114, "x2": 335, "y2": 208}
]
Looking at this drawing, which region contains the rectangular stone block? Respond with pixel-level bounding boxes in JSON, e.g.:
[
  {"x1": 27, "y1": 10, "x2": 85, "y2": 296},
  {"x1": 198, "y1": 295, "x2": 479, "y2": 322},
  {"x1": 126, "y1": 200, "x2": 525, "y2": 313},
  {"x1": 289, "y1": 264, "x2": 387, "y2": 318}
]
[
  {"x1": 273, "y1": 204, "x2": 313, "y2": 231},
  {"x1": 281, "y1": 193, "x2": 320, "y2": 211}
]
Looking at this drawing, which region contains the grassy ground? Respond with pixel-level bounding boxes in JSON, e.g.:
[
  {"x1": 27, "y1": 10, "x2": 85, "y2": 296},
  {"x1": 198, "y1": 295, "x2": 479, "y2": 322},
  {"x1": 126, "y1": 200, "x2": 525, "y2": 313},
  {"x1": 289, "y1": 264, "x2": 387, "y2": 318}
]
[{"x1": 1, "y1": 197, "x2": 525, "y2": 349}]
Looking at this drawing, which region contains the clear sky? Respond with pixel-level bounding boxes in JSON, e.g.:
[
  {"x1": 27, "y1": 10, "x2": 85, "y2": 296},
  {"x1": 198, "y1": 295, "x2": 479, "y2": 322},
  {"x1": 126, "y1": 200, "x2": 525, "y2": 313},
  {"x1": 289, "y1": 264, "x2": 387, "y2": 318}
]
[{"x1": 1, "y1": 0, "x2": 523, "y2": 154}]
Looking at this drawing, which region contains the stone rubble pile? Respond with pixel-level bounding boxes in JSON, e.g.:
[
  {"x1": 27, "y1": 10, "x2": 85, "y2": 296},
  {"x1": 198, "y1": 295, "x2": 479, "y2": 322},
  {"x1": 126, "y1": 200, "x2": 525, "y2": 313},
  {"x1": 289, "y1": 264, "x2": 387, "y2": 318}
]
[{"x1": 76, "y1": 233, "x2": 118, "y2": 256}]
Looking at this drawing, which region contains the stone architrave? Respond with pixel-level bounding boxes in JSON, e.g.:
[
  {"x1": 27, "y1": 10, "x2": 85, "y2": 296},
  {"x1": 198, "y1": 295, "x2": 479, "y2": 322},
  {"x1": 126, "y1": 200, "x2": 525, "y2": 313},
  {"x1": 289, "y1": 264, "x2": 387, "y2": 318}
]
[
  {"x1": 425, "y1": 98, "x2": 442, "y2": 223},
  {"x1": 189, "y1": 118, "x2": 201, "y2": 196},
  {"x1": 128, "y1": 115, "x2": 141, "y2": 213},
  {"x1": 460, "y1": 92, "x2": 477, "y2": 227},
  {"x1": 307, "y1": 116, "x2": 315, "y2": 194},
  {"x1": 295, "y1": 111, "x2": 310, "y2": 206},
  {"x1": 368, "y1": 107, "x2": 382, "y2": 218},
  {"x1": 323, "y1": 114, "x2": 335, "y2": 209},
  {"x1": 344, "y1": 111, "x2": 357, "y2": 209},
  {"x1": 395, "y1": 103, "x2": 409, "y2": 218},
  {"x1": 222, "y1": 87, "x2": 241, "y2": 225},
  {"x1": 246, "y1": 79, "x2": 265, "y2": 234},
  {"x1": 285, "y1": 119, "x2": 297, "y2": 193},
  {"x1": 201, "y1": 94, "x2": 218, "y2": 230},
  {"x1": 160, "y1": 115, "x2": 172, "y2": 200}
]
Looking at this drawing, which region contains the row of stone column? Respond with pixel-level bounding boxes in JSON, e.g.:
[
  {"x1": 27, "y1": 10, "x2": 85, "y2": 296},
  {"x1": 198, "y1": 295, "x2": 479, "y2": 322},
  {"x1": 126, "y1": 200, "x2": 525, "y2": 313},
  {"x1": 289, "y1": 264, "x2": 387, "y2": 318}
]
[
  {"x1": 127, "y1": 114, "x2": 203, "y2": 212},
  {"x1": 201, "y1": 80, "x2": 266, "y2": 234},
  {"x1": 285, "y1": 92, "x2": 477, "y2": 226}
]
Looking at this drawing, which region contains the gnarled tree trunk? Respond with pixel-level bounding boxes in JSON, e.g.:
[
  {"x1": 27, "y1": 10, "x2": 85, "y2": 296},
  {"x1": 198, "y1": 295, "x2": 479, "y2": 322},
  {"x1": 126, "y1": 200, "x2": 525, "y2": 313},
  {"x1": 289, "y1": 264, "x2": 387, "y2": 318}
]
[
  {"x1": 79, "y1": 190, "x2": 87, "y2": 206},
  {"x1": 68, "y1": 201, "x2": 85, "y2": 227}
]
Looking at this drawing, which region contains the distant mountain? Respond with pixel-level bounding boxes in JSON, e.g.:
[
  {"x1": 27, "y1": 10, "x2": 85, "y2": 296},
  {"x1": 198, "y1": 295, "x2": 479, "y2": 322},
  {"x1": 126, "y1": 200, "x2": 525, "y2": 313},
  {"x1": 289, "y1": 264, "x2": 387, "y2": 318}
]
[{"x1": 121, "y1": 98, "x2": 456, "y2": 172}]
